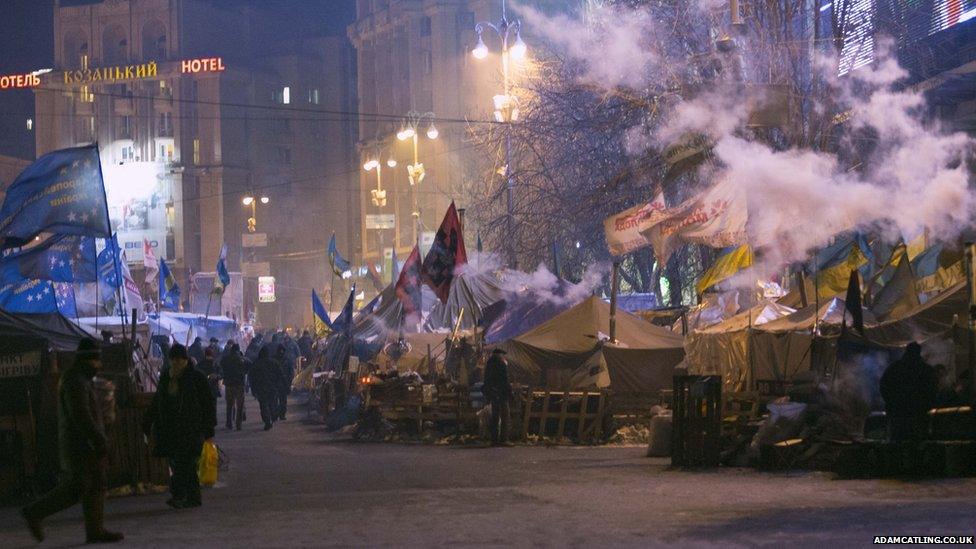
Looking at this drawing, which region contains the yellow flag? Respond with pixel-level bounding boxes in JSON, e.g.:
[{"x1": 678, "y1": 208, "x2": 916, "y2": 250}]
[
  {"x1": 816, "y1": 246, "x2": 868, "y2": 297},
  {"x1": 697, "y1": 244, "x2": 753, "y2": 294}
]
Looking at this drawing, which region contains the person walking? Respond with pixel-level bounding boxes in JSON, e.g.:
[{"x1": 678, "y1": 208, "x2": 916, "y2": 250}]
[
  {"x1": 142, "y1": 344, "x2": 216, "y2": 509},
  {"x1": 221, "y1": 344, "x2": 250, "y2": 431},
  {"x1": 196, "y1": 348, "x2": 221, "y2": 415},
  {"x1": 880, "y1": 342, "x2": 937, "y2": 442},
  {"x1": 275, "y1": 344, "x2": 294, "y2": 421},
  {"x1": 250, "y1": 347, "x2": 285, "y2": 430},
  {"x1": 21, "y1": 339, "x2": 123, "y2": 544},
  {"x1": 187, "y1": 337, "x2": 205, "y2": 366},
  {"x1": 483, "y1": 349, "x2": 514, "y2": 446}
]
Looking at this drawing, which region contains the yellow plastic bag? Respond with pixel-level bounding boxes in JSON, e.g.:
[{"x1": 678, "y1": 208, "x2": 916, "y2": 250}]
[{"x1": 198, "y1": 441, "x2": 219, "y2": 486}]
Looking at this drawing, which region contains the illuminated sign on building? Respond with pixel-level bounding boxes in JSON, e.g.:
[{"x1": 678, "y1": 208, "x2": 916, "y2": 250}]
[
  {"x1": 63, "y1": 61, "x2": 158, "y2": 85},
  {"x1": 258, "y1": 276, "x2": 276, "y2": 303},
  {"x1": 181, "y1": 57, "x2": 225, "y2": 74},
  {"x1": 0, "y1": 72, "x2": 41, "y2": 89}
]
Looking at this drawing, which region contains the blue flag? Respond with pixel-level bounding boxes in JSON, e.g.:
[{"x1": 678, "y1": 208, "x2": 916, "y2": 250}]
[
  {"x1": 214, "y1": 243, "x2": 230, "y2": 294},
  {"x1": 0, "y1": 144, "x2": 111, "y2": 248},
  {"x1": 328, "y1": 233, "x2": 351, "y2": 277},
  {"x1": 97, "y1": 235, "x2": 122, "y2": 289},
  {"x1": 0, "y1": 234, "x2": 98, "y2": 283},
  {"x1": 0, "y1": 278, "x2": 58, "y2": 314},
  {"x1": 159, "y1": 257, "x2": 180, "y2": 310},
  {"x1": 311, "y1": 289, "x2": 334, "y2": 330},
  {"x1": 54, "y1": 282, "x2": 77, "y2": 317},
  {"x1": 333, "y1": 284, "x2": 355, "y2": 334}
]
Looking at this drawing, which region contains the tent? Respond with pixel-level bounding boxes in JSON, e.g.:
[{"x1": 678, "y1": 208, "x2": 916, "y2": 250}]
[
  {"x1": 424, "y1": 272, "x2": 505, "y2": 331},
  {"x1": 501, "y1": 296, "x2": 685, "y2": 393},
  {"x1": 0, "y1": 310, "x2": 97, "y2": 351},
  {"x1": 483, "y1": 278, "x2": 584, "y2": 345}
]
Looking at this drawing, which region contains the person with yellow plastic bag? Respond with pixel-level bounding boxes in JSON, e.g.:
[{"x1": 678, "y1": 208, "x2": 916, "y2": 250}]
[
  {"x1": 198, "y1": 440, "x2": 219, "y2": 487},
  {"x1": 143, "y1": 344, "x2": 217, "y2": 509}
]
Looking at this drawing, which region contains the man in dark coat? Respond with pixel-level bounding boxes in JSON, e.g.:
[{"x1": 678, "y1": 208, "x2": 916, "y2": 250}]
[
  {"x1": 880, "y1": 342, "x2": 937, "y2": 442},
  {"x1": 274, "y1": 344, "x2": 294, "y2": 421},
  {"x1": 196, "y1": 348, "x2": 221, "y2": 404},
  {"x1": 22, "y1": 339, "x2": 123, "y2": 544},
  {"x1": 143, "y1": 344, "x2": 216, "y2": 509},
  {"x1": 298, "y1": 330, "x2": 313, "y2": 361},
  {"x1": 483, "y1": 348, "x2": 514, "y2": 446},
  {"x1": 221, "y1": 344, "x2": 250, "y2": 431},
  {"x1": 249, "y1": 347, "x2": 285, "y2": 430},
  {"x1": 188, "y1": 337, "x2": 205, "y2": 366}
]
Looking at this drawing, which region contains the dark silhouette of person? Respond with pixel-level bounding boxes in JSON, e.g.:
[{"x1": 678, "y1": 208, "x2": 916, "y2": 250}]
[
  {"x1": 483, "y1": 348, "x2": 514, "y2": 446},
  {"x1": 22, "y1": 339, "x2": 123, "y2": 544},
  {"x1": 250, "y1": 346, "x2": 285, "y2": 430},
  {"x1": 880, "y1": 342, "x2": 937, "y2": 442},
  {"x1": 142, "y1": 344, "x2": 216, "y2": 509}
]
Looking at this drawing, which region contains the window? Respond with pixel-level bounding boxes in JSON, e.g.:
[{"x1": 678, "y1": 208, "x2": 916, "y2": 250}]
[
  {"x1": 275, "y1": 147, "x2": 291, "y2": 164},
  {"x1": 420, "y1": 16, "x2": 432, "y2": 37},
  {"x1": 424, "y1": 51, "x2": 433, "y2": 75},
  {"x1": 159, "y1": 143, "x2": 173, "y2": 161},
  {"x1": 308, "y1": 88, "x2": 320, "y2": 104},
  {"x1": 158, "y1": 112, "x2": 173, "y2": 136},
  {"x1": 193, "y1": 139, "x2": 201, "y2": 165},
  {"x1": 120, "y1": 145, "x2": 133, "y2": 161},
  {"x1": 282, "y1": 86, "x2": 290, "y2": 104},
  {"x1": 117, "y1": 115, "x2": 132, "y2": 138}
]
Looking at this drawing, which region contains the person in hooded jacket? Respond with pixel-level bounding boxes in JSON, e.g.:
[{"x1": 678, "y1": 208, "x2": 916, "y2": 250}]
[
  {"x1": 142, "y1": 344, "x2": 216, "y2": 509},
  {"x1": 22, "y1": 339, "x2": 123, "y2": 544},
  {"x1": 250, "y1": 347, "x2": 285, "y2": 430},
  {"x1": 187, "y1": 337, "x2": 205, "y2": 366},
  {"x1": 221, "y1": 344, "x2": 250, "y2": 431},
  {"x1": 274, "y1": 344, "x2": 294, "y2": 420}
]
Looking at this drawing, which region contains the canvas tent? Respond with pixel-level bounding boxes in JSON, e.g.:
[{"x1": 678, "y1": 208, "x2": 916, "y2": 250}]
[
  {"x1": 423, "y1": 272, "x2": 505, "y2": 331},
  {"x1": 483, "y1": 278, "x2": 584, "y2": 344},
  {"x1": 0, "y1": 310, "x2": 97, "y2": 351},
  {"x1": 501, "y1": 296, "x2": 685, "y2": 393}
]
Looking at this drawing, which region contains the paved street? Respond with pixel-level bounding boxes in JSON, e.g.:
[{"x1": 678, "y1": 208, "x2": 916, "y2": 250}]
[{"x1": 2, "y1": 397, "x2": 976, "y2": 548}]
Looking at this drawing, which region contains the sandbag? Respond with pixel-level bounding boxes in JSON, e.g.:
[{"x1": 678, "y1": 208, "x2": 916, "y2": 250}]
[{"x1": 646, "y1": 413, "x2": 672, "y2": 457}]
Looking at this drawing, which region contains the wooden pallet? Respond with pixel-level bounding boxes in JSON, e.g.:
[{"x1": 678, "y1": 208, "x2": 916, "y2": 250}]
[{"x1": 519, "y1": 390, "x2": 607, "y2": 443}]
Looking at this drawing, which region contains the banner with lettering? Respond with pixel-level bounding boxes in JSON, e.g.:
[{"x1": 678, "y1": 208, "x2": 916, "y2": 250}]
[
  {"x1": 603, "y1": 192, "x2": 666, "y2": 256},
  {"x1": 0, "y1": 144, "x2": 111, "y2": 248}
]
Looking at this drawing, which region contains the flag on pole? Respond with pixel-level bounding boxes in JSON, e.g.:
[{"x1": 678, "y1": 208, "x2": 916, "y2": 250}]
[
  {"x1": 0, "y1": 234, "x2": 97, "y2": 282},
  {"x1": 97, "y1": 235, "x2": 122, "y2": 289},
  {"x1": 696, "y1": 244, "x2": 754, "y2": 294},
  {"x1": 421, "y1": 201, "x2": 467, "y2": 303},
  {"x1": 912, "y1": 244, "x2": 965, "y2": 294},
  {"x1": 119, "y1": 249, "x2": 144, "y2": 319},
  {"x1": 328, "y1": 233, "x2": 351, "y2": 277},
  {"x1": 143, "y1": 237, "x2": 159, "y2": 281},
  {"x1": 54, "y1": 282, "x2": 76, "y2": 317},
  {"x1": 0, "y1": 278, "x2": 59, "y2": 313},
  {"x1": 811, "y1": 234, "x2": 872, "y2": 297},
  {"x1": 159, "y1": 257, "x2": 180, "y2": 310},
  {"x1": 213, "y1": 243, "x2": 230, "y2": 294},
  {"x1": 0, "y1": 144, "x2": 111, "y2": 248},
  {"x1": 844, "y1": 269, "x2": 865, "y2": 335},
  {"x1": 395, "y1": 245, "x2": 423, "y2": 321},
  {"x1": 871, "y1": 246, "x2": 919, "y2": 321},
  {"x1": 391, "y1": 247, "x2": 400, "y2": 284},
  {"x1": 311, "y1": 289, "x2": 333, "y2": 330},
  {"x1": 365, "y1": 260, "x2": 384, "y2": 292},
  {"x1": 333, "y1": 284, "x2": 355, "y2": 334}
]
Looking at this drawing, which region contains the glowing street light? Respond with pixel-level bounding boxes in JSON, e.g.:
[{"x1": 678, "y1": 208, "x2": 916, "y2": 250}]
[{"x1": 242, "y1": 194, "x2": 269, "y2": 232}]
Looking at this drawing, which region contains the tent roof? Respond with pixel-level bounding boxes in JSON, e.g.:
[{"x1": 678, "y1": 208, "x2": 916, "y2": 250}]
[
  {"x1": 483, "y1": 277, "x2": 583, "y2": 344},
  {"x1": 696, "y1": 300, "x2": 796, "y2": 334},
  {"x1": 513, "y1": 295, "x2": 684, "y2": 353},
  {"x1": 759, "y1": 297, "x2": 877, "y2": 332},
  {"x1": 424, "y1": 272, "x2": 505, "y2": 331},
  {"x1": 864, "y1": 281, "x2": 967, "y2": 346},
  {"x1": 0, "y1": 310, "x2": 97, "y2": 350}
]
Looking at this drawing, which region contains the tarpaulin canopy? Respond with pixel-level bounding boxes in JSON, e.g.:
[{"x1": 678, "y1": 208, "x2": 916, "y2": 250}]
[
  {"x1": 865, "y1": 281, "x2": 966, "y2": 347},
  {"x1": 483, "y1": 278, "x2": 583, "y2": 345},
  {"x1": 424, "y1": 272, "x2": 505, "y2": 332},
  {"x1": 0, "y1": 310, "x2": 97, "y2": 351},
  {"x1": 502, "y1": 296, "x2": 685, "y2": 391}
]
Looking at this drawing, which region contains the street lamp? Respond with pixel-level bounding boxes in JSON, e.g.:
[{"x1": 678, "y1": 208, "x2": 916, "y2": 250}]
[
  {"x1": 364, "y1": 158, "x2": 387, "y2": 207},
  {"x1": 473, "y1": 0, "x2": 527, "y2": 268},
  {"x1": 397, "y1": 111, "x2": 439, "y2": 245},
  {"x1": 242, "y1": 194, "x2": 270, "y2": 232}
]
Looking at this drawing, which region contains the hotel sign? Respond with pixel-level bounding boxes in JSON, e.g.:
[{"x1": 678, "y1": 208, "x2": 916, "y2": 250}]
[
  {"x1": 59, "y1": 57, "x2": 226, "y2": 86},
  {"x1": 0, "y1": 72, "x2": 41, "y2": 90}
]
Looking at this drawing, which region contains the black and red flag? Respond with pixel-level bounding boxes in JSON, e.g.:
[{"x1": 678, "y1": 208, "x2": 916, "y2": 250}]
[
  {"x1": 395, "y1": 245, "x2": 423, "y2": 321},
  {"x1": 421, "y1": 201, "x2": 467, "y2": 303}
]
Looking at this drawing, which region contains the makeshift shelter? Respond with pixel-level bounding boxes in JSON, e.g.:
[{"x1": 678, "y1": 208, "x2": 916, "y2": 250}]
[
  {"x1": 483, "y1": 278, "x2": 584, "y2": 344},
  {"x1": 423, "y1": 271, "x2": 505, "y2": 331},
  {"x1": 501, "y1": 296, "x2": 685, "y2": 393},
  {"x1": 0, "y1": 310, "x2": 96, "y2": 351}
]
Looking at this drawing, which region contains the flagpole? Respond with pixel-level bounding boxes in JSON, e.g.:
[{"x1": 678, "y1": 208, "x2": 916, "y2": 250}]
[
  {"x1": 94, "y1": 243, "x2": 100, "y2": 333},
  {"x1": 329, "y1": 268, "x2": 337, "y2": 317}
]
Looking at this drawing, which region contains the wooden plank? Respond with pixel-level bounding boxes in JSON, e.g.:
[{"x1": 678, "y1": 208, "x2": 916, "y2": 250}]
[
  {"x1": 539, "y1": 391, "x2": 551, "y2": 437},
  {"x1": 556, "y1": 393, "x2": 570, "y2": 440},
  {"x1": 576, "y1": 391, "x2": 589, "y2": 439}
]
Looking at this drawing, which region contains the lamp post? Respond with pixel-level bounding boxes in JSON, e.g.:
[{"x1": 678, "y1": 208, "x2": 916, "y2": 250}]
[
  {"x1": 473, "y1": 0, "x2": 526, "y2": 268},
  {"x1": 397, "y1": 111, "x2": 438, "y2": 245},
  {"x1": 364, "y1": 153, "x2": 396, "y2": 265},
  {"x1": 242, "y1": 194, "x2": 270, "y2": 233}
]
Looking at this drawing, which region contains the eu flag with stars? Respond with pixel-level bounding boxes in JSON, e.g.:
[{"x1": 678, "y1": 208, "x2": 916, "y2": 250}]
[
  {"x1": 54, "y1": 282, "x2": 77, "y2": 317},
  {"x1": 0, "y1": 278, "x2": 58, "y2": 314},
  {"x1": 97, "y1": 235, "x2": 122, "y2": 289},
  {"x1": 0, "y1": 234, "x2": 98, "y2": 283},
  {"x1": 0, "y1": 144, "x2": 111, "y2": 248}
]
